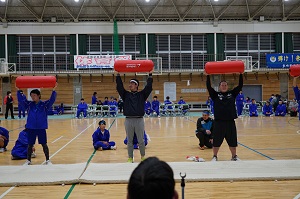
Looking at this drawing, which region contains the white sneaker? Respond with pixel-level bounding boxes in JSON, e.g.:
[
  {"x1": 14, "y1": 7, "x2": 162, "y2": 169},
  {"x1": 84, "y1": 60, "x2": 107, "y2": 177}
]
[
  {"x1": 45, "y1": 160, "x2": 53, "y2": 165},
  {"x1": 0, "y1": 148, "x2": 4, "y2": 153},
  {"x1": 211, "y1": 155, "x2": 218, "y2": 161},
  {"x1": 110, "y1": 146, "x2": 117, "y2": 150},
  {"x1": 23, "y1": 160, "x2": 31, "y2": 166},
  {"x1": 231, "y1": 155, "x2": 241, "y2": 161},
  {"x1": 31, "y1": 152, "x2": 36, "y2": 158}
]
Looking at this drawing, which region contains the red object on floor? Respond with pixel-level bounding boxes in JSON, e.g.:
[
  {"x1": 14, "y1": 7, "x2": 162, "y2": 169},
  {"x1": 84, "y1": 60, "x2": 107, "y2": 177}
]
[
  {"x1": 289, "y1": 64, "x2": 300, "y2": 77},
  {"x1": 114, "y1": 60, "x2": 154, "y2": 72},
  {"x1": 16, "y1": 76, "x2": 57, "y2": 88},
  {"x1": 205, "y1": 61, "x2": 245, "y2": 74}
]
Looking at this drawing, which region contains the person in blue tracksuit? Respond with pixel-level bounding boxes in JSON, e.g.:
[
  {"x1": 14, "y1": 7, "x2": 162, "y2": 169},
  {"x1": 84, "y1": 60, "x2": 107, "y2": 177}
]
[
  {"x1": 163, "y1": 96, "x2": 174, "y2": 115},
  {"x1": 55, "y1": 103, "x2": 64, "y2": 115},
  {"x1": 293, "y1": 77, "x2": 300, "y2": 120},
  {"x1": 17, "y1": 90, "x2": 26, "y2": 119},
  {"x1": 92, "y1": 92, "x2": 98, "y2": 105},
  {"x1": 124, "y1": 131, "x2": 148, "y2": 149},
  {"x1": 92, "y1": 120, "x2": 116, "y2": 150},
  {"x1": 0, "y1": 126, "x2": 9, "y2": 153},
  {"x1": 236, "y1": 90, "x2": 244, "y2": 116},
  {"x1": 151, "y1": 96, "x2": 160, "y2": 117},
  {"x1": 249, "y1": 99, "x2": 258, "y2": 117},
  {"x1": 195, "y1": 111, "x2": 213, "y2": 150},
  {"x1": 17, "y1": 84, "x2": 57, "y2": 165},
  {"x1": 177, "y1": 96, "x2": 188, "y2": 115},
  {"x1": 263, "y1": 101, "x2": 273, "y2": 116},
  {"x1": 206, "y1": 96, "x2": 214, "y2": 115},
  {"x1": 11, "y1": 129, "x2": 36, "y2": 160},
  {"x1": 275, "y1": 100, "x2": 286, "y2": 116},
  {"x1": 144, "y1": 99, "x2": 152, "y2": 116},
  {"x1": 108, "y1": 97, "x2": 118, "y2": 117},
  {"x1": 76, "y1": 98, "x2": 88, "y2": 118}
]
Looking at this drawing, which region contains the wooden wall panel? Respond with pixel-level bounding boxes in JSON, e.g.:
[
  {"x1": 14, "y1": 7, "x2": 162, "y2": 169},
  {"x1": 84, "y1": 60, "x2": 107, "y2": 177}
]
[{"x1": 2, "y1": 73, "x2": 298, "y2": 107}]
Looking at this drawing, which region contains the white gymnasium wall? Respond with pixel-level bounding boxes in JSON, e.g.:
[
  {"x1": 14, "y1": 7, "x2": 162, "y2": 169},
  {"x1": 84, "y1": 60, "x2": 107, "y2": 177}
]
[{"x1": 0, "y1": 21, "x2": 300, "y2": 35}]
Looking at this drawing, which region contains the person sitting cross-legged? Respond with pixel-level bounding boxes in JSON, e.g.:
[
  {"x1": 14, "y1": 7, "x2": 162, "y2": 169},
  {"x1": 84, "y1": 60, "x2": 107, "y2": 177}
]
[
  {"x1": 195, "y1": 111, "x2": 213, "y2": 150},
  {"x1": 262, "y1": 101, "x2": 273, "y2": 116},
  {"x1": 275, "y1": 100, "x2": 286, "y2": 117},
  {"x1": 92, "y1": 120, "x2": 116, "y2": 151},
  {"x1": 249, "y1": 99, "x2": 258, "y2": 117},
  {"x1": 124, "y1": 131, "x2": 149, "y2": 149}
]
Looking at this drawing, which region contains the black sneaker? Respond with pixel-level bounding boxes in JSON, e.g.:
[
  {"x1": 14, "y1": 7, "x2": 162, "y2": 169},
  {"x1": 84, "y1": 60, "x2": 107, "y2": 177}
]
[{"x1": 231, "y1": 155, "x2": 241, "y2": 161}]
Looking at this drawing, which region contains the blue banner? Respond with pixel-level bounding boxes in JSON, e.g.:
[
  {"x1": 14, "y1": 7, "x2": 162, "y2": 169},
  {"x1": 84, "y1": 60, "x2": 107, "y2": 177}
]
[{"x1": 266, "y1": 53, "x2": 300, "y2": 68}]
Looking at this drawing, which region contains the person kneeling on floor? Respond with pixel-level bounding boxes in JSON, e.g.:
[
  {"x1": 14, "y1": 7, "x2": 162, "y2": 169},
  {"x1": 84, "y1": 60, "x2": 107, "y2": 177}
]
[
  {"x1": 11, "y1": 129, "x2": 36, "y2": 160},
  {"x1": 92, "y1": 120, "x2": 117, "y2": 151},
  {"x1": 195, "y1": 111, "x2": 213, "y2": 150}
]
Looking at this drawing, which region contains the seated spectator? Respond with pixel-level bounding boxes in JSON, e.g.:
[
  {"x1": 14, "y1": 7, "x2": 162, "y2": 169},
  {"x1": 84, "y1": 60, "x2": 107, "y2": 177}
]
[
  {"x1": 195, "y1": 111, "x2": 213, "y2": 150},
  {"x1": 118, "y1": 98, "x2": 124, "y2": 113},
  {"x1": 55, "y1": 103, "x2": 64, "y2": 115},
  {"x1": 263, "y1": 101, "x2": 273, "y2": 116},
  {"x1": 275, "y1": 100, "x2": 286, "y2": 116},
  {"x1": 11, "y1": 129, "x2": 36, "y2": 160},
  {"x1": 244, "y1": 96, "x2": 251, "y2": 104},
  {"x1": 0, "y1": 126, "x2": 9, "y2": 153},
  {"x1": 127, "y1": 156, "x2": 178, "y2": 199},
  {"x1": 76, "y1": 98, "x2": 88, "y2": 118},
  {"x1": 92, "y1": 120, "x2": 116, "y2": 150},
  {"x1": 163, "y1": 96, "x2": 174, "y2": 115},
  {"x1": 151, "y1": 96, "x2": 160, "y2": 117},
  {"x1": 178, "y1": 96, "x2": 188, "y2": 115},
  {"x1": 144, "y1": 99, "x2": 152, "y2": 116},
  {"x1": 289, "y1": 99, "x2": 298, "y2": 117},
  {"x1": 124, "y1": 131, "x2": 149, "y2": 149},
  {"x1": 249, "y1": 99, "x2": 258, "y2": 117},
  {"x1": 206, "y1": 96, "x2": 214, "y2": 115},
  {"x1": 108, "y1": 97, "x2": 118, "y2": 117}
]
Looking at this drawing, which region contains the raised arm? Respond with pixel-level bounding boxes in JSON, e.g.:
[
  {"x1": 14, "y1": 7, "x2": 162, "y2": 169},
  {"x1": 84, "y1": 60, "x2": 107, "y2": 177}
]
[
  {"x1": 141, "y1": 73, "x2": 153, "y2": 100},
  {"x1": 206, "y1": 75, "x2": 217, "y2": 99},
  {"x1": 116, "y1": 73, "x2": 126, "y2": 100},
  {"x1": 293, "y1": 77, "x2": 298, "y2": 88}
]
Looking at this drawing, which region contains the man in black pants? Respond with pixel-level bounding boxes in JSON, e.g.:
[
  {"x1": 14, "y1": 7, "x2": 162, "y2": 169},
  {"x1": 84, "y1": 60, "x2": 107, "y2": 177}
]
[
  {"x1": 116, "y1": 72, "x2": 153, "y2": 163},
  {"x1": 206, "y1": 73, "x2": 243, "y2": 161},
  {"x1": 4, "y1": 91, "x2": 15, "y2": 119}
]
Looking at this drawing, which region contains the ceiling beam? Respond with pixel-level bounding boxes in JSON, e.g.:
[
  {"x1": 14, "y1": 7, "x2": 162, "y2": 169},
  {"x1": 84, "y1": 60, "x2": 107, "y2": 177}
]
[
  {"x1": 147, "y1": 0, "x2": 161, "y2": 20},
  {"x1": 170, "y1": 0, "x2": 182, "y2": 20},
  {"x1": 283, "y1": 1, "x2": 300, "y2": 21},
  {"x1": 112, "y1": 0, "x2": 125, "y2": 19},
  {"x1": 249, "y1": 0, "x2": 272, "y2": 21},
  {"x1": 282, "y1": 0, "x2": 285, "y2": 20},
  {"x1": 216, "y1": 0, "x2": 236, "y2": 19},
  {"x1": 76, "y1": 0, "x2": 87, "y2": 21},
  {"x1": 56, "y1": 0, "x2": 76, "y2": 20},
  {"x1": 208, "y1": 0, "x2": 216, "y2": 19},
  {"x1": 96, "y1": 0, "x2": 112, "y2": 20},
  {"x1": 19, "y1": 0, "x2": 42, "y2": 22},
  {"x1": 245, "y1": 0, "x2": 251, "y2": 20},
  {"x1": 133, "y1": 0, "x2": 146, "y2": 20},
  {"x1": 40, "y1": 0, "x2": 48, "y2": 20},
  {"x1": 182, "y1": 0, "x2": 198, "y2": 19}
]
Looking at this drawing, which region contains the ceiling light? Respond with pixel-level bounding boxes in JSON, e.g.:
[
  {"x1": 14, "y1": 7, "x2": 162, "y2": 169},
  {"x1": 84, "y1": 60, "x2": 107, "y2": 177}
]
[
  {"x1": 214, "y1": 0, "x2": 219, "y2": 1},
  {"x1": 145, "y1": 0, "x2": 150, "y2": 2},
  {"x1": 74, "y1": 0, "x2": 79, "y2": 2},
  {"x1": 0, "y1": 0, "x2": 6, "y2": 2}
]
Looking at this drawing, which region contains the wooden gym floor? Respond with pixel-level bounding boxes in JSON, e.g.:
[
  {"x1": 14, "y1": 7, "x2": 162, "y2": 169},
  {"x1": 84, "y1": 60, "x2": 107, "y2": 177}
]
[{"x1": 0, "y1": 114, "x2": 300, "y2": 198}]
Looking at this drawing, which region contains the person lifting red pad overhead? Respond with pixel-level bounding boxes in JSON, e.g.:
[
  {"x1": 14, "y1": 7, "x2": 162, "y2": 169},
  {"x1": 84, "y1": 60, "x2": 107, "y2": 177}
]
[
  {"x1": 289, "y1": 64, "x2": 300, "y2": 77},
  {"x1": 15, "y1": 76, "x2": 57, "y2": 88},
  {"x1": 205, "y1": 61, "x2": 245, "y2": 74},
  {"x1": 114, "y1": 60, "x2": 154, "y2": 73}
]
